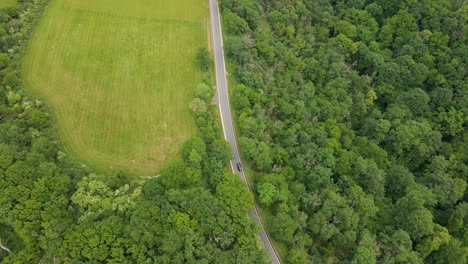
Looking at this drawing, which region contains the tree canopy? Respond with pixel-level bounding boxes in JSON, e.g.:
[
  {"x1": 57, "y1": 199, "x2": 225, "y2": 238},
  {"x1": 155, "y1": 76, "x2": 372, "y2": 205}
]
[
  {"x1": 221, "y1": 0, "x2": 467, "y2": 262},
  {"x1": 0, "y1": 1, "x2": 266, "y2": 262}
]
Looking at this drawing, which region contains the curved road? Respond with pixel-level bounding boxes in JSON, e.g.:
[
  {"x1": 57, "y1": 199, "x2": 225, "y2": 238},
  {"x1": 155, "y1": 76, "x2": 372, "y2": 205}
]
[{"x1": 209, "y1": 1, "x2": 281, "y2": 263}]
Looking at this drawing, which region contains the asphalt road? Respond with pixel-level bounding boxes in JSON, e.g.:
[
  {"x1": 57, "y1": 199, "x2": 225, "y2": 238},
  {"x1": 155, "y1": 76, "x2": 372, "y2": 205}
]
[{"x1": 209, "y1": 1, "x2": 282, "y2": 263}]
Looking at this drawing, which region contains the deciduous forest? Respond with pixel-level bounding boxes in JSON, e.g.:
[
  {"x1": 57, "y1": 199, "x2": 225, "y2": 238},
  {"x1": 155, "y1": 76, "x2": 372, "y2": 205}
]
[
  {"x1": 0, "y1": 0, "x2": 267, "y2": 263},
  {"x1": 0, "y1": 0, "x2": 467, "y2": 263},
  {"x1": 221, "y1": 0, "x2": 467, "y2": 263}
]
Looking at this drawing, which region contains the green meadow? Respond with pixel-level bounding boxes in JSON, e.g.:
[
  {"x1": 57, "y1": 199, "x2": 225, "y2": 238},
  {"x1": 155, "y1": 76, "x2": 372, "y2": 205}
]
[
  {"x1": 23, "y1": 0, "x2": 208, "y2": 175},
  {"x1": 0, "y1": 0, "x2": 16, "y2": 9}
]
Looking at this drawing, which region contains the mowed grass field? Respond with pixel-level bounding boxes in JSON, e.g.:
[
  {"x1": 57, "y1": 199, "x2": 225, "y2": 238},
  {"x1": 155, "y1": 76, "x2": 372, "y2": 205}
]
[
  {"x1": 23, "y1": 0, "x2": 208, "y2": 175},
  {"x1": 0, "y1": 0, "x2": 16, "y2": 8}
]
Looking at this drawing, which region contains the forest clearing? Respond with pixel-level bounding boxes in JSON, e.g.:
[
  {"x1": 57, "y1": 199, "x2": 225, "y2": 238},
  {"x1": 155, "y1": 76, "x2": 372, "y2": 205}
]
[{"x1": 23, "y1": 0, "x2": 208, "y2": 174}]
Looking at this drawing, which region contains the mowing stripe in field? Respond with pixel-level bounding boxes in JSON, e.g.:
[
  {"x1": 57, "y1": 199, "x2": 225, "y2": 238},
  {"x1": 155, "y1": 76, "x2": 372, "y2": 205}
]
[{"x1": 23, "y1": 0, "x2": 208, "y2": 175}]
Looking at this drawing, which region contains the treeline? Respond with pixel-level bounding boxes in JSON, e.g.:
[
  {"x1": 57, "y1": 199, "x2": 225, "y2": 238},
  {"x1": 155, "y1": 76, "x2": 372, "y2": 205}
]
[
  {"x1": 220, "y1": 0, "x2": 467, "y2": 263},
  {"x1": 0, "y1": 0, "x2": 267, "y2": 263}
]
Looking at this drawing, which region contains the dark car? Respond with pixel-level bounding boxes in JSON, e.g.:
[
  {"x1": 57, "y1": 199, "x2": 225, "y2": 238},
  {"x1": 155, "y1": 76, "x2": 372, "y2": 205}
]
[{"x1": 236, "y1": 162, "x2": 243, "y2": 172}]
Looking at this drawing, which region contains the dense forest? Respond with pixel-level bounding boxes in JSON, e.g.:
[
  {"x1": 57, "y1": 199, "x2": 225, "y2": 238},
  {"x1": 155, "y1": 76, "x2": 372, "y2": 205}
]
[
  {"x1": 1, "y1": 0, "x2": 467, "y2": 263},
  {"x1": 0, "y1": 0, "x2": 268, "y2": 263},
  {"x1": 221, "y1": 0, "x2": 467, "y2": 263}
]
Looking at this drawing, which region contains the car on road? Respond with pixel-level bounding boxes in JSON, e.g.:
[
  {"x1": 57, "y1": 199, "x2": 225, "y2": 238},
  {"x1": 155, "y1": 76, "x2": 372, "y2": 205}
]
[{"x1": 236, "y1": 162, "x2": 243, "y2": 172}]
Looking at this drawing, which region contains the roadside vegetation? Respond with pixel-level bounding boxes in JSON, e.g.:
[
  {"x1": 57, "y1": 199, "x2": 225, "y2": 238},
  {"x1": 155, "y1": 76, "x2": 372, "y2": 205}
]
[
  {"x1": 0, "y1": 0, "x2": 266, "y2": 262},
  {"x1": 221, "y1": 0, "x2": 467, "y2": 263},
  {"x1": 22, "y1": 0, "x2": 207, "y2": 175}
]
